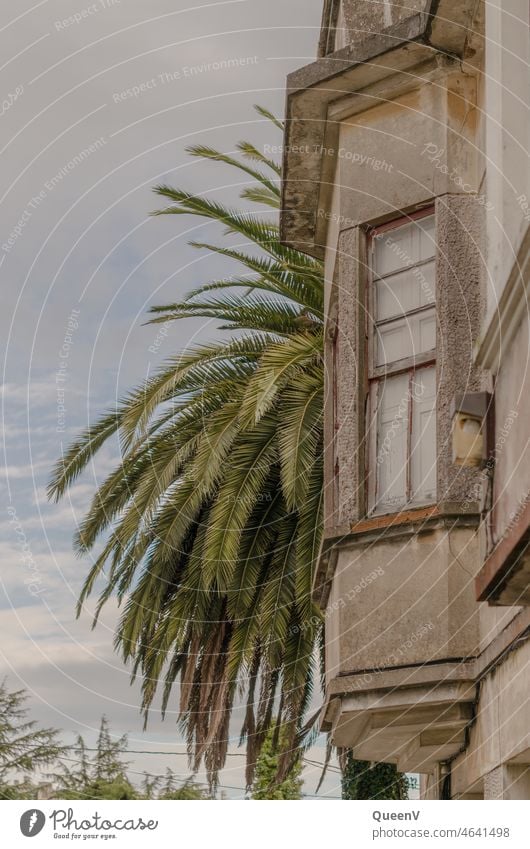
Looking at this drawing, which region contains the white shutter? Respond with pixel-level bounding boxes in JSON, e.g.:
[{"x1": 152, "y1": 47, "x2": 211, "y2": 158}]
[
  {"x1": 376, "y1": 311, "x2": 436, "y2": 366},
  {"x1": 417, "y1": 260, "x2": 436, "y2": 306},
  {"x1": 369, "y1": 215, "x2": 437, "y2": 513},
  {"x1": 374, "y1": 216, "x2": 435, "y2": 276},
  {"x1": 334, "y1": 3, "x2": 348, "y2": 50},
  {"x1": 374, "y1": 223, "x2": 414, "y2": 275},
  {"x1": 375, "y1": 374, "x2": 409, "y2": 511},
  {"x1": 376, "y1": 260, "x2": 435, "y2": 320},
  {"x1": 377, "y1": 319, "x2": 412, "y2": 365},
  {"x1": 376, "y1": 268, "x2": 420, "y2": 319},
  {"x1": 410, "y1": 366, "x2": 437, "y2": 503},
  {"x1": 418, "y1": 311, "x2": 436, "y2": 354}
]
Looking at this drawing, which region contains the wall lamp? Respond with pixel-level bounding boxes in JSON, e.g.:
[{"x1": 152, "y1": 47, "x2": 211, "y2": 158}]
[{"x1": 451, "y1": 392, "x2": 494, "y2": 468}]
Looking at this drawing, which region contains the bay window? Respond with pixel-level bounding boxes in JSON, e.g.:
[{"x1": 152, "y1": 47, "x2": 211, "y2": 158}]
[{"x1": 367, "y1": 212, "x2": 437, "y2": 514}]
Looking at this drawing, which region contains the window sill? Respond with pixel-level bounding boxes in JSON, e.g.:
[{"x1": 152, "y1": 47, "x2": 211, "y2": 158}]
[
  {"x1": 351, "y1": 504, "x2": 439, "y2": 536},
  {"x1": 350, "y1": 501, "x2": 480, "y2": 537}
]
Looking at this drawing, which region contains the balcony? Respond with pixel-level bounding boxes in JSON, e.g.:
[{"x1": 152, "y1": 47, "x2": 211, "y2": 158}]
[{"x1": 317, "y1": 510, "x2": 480, "y2": 771}]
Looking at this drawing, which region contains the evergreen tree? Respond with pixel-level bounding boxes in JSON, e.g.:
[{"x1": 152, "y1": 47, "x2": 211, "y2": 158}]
[
  {"x1": 53, "y1": 716, "x2": 136, "y2": 800},
  {"x1": 93, "y1": 716, "x2": 129, "y2": 783},
  {"x1": 141, "y1": 771, "x2": 160, "y2": 799},
  {"x1": 0, "y1": 680, "x2": 63, "y2": 800},
  {"x1": 159, "y1": 777, "x2": 207, "y2": 800},
  {"x1": 54, "y1": 721, "x2": 208, "y2": 799}
]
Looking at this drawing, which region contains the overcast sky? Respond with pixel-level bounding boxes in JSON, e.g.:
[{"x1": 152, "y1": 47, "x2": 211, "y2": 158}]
[{"x1": 0, "y1": 0, "x2": 345, "y2": 799}]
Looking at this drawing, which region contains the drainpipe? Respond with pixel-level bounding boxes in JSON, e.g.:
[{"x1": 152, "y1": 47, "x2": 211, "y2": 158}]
[{"x1": 441, "y1": 762, "x2": 452, "y2": 799}]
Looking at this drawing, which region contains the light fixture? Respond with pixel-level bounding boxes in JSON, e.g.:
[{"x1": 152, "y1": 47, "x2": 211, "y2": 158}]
[{"x1": 451, "y1": 392, "x2": 493, "y2": 468}]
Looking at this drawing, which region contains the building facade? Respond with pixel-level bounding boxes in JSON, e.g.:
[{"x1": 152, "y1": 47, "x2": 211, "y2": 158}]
[{"x1": 280, "y1": 0, "x2": 530, "y2": 798}]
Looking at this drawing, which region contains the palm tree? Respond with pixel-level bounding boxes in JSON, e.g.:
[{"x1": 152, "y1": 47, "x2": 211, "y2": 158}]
[{"x1": 49, "y1": 107, "x2": 325, "y2": 789}]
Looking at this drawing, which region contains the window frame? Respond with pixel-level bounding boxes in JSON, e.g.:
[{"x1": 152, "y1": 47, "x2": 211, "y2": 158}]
[{"x1": 366, "y1": 208, "x2": 437, "y2": 516}]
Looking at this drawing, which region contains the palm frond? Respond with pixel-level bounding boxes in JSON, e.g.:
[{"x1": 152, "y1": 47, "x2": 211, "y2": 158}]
[
  {"x1": 241, "y1": 186, "x2": 280, "y2": 209},
  {"x1": 254, "y1": 103, "x2": 284, "y2": 131},
  {"x1": 236, "y1": 140, "x2": 282, "y2": 175},
  {"x1": 186, "y1": 144, "x2": 280, "y2": 197}
]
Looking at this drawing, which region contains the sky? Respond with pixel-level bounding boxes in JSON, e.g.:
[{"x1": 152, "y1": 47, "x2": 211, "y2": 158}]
[{"x1": 0, "y1": 0, "x2": 346, "y2": 799}]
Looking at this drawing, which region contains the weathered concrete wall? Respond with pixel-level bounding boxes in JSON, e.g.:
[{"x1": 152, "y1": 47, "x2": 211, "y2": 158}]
[
  {"x1": 492, "y1": 315, "x2": 530, "y2": 545},
  {"x1": 452, "y1": 638, "x2": 530, "y2": 797},
  {"x1": 341, "y1": 0, "x2": 429, "y2": 44},
  {"x1": 305, "y1": 0, "x2": 529, "y2": 800},
  {"x1": 484, "y1": 0, "x2": 530, "y2": 329},
  {"x1": 319, "y1": 1, "x2": 430, "y2": 57},
  {"x1": 327, "y1": 524, "x2": 481, "y2": 677},
  {"x1": 323, "y1": 163, "x2": 341, "y2": 314},
  {"x1": 319, "y1": 75, "x2": 486, "y2": 531},
  {"x1": 483, "y1": 766, "x2": 530, "y2": 800},
  {"x1": 331, "y1": 73, "x2": 479, "y2": 234},
  {"x1": 325, "y1": 569, "x2": 341, "y2": 686},
  {"x1": 478, "y1": 603, "x2": 520, "y2": 654},
  {"x1": 283, "y1": 2, "x2": 483, "y2": 254}
]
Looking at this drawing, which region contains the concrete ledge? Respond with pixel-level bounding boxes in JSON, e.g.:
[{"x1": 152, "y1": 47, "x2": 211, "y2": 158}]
[
  {"x1": 329, "y1": 679, "x2": 476, "y2": 769},
  {"x1": 328, "y1": 659, "x2": 477, "y2": 699}
]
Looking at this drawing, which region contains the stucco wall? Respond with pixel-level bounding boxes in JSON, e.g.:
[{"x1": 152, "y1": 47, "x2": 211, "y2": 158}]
[
  {"x1": 452, "y1": 638, "x2": 530, "y2": 796},
  {"x1": 334, "y1": 226, "x2": 365, "y2": 526},
  {"x1": 323, "y1": 163, "x2": 341, "y2": 314},
  {"x1": 492, "y1": 315, "x2": 530, "y2": 543},
  {"x1": 435, "y1": 194, "x2": 486, "y2": 502}
]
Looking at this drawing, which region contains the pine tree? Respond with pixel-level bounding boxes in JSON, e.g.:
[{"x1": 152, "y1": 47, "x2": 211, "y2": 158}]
[
  {"x1": 159, "y1": 777, "x2": 207, "y2": 800},
  {"x1": 93, "y1": 716, "x2": 129, "y2": 783},
  {"x1": 54, "y1": 716, "x2": 135, "y2": 800},
  {"x1": 53, "y1": 720, "x2": 207, "y2": 799},
  {"x1": 141, "y1": 771, "x2": 160, "y2": 799},
  {"x1": 0, "y1": 680, "x2": 63, "y2": 799}
]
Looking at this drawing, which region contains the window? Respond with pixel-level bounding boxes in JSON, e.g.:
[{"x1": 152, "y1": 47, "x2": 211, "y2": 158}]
[
  {"x1": 321, "y1": 1, "x2": 347, "y2": 55},
  {"x1": 334, "y1": 3, "x2": 348, "y2": 51},
  {"x1": 367, "y1": 212, "x2": 437, "y2": 514}
]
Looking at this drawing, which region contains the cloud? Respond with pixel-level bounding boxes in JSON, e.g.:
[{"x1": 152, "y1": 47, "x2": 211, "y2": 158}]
[{"x1": 1, "y1": 0, "x2": 330, "y2": 798}]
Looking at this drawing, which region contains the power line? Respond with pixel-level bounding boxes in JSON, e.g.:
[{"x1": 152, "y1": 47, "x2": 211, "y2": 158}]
[
  {"x1": 303, "y1": 757, "x2": 342, "y2": 775},
  {"x1": 80, "y1": 747, "x2": 246, "y2": 756},
  {"x1": 47, "y1": 752, "x2": 342, "y2": 798}
]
